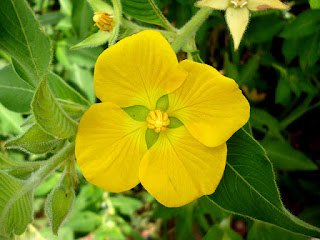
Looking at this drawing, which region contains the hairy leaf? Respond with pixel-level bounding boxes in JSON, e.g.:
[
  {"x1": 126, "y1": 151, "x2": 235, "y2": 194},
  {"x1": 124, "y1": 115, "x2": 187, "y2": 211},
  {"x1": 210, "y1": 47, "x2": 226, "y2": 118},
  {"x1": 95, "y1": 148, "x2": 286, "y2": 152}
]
[
  {"x1": 0, "y1": 171, "x2": 33, "y2": 238},
  {"x1": 0, "y1": 0, "x2": 52, "y2": 87},
  {"x1": 208, "y1": 128, "x2": 320, "y2": 238},
  {"x1": 32, "y1": 78, "x2": 78, "y2": 139},
  {"x1": 122, "y1": 0, "x2": 175, "y2": 31},
  {"x1": 5, "y1": 123, "x2": 60, "y2": 154}
]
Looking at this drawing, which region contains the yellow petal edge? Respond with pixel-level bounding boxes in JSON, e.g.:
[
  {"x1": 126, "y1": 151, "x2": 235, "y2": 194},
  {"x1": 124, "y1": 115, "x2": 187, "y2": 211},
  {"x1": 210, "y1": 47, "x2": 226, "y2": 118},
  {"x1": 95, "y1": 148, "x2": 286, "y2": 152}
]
[{"x1": 167, "y1": 60, "x2": 250, "y2": 148}]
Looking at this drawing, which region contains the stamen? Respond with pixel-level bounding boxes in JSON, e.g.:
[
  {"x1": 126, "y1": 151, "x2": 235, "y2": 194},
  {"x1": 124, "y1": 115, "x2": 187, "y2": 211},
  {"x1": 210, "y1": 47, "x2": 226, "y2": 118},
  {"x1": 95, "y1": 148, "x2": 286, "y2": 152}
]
[
  {"x1": 240, "y1": 1, "x2": 248, "y2": 8},
  {"x1": 147, "y1": 110, "x2": 170, "y2": 133},
  {"x1": 93, "y1": 12, "x2": 115, "y2": 32},
  {"x1": 230, "y1": 1, "x2": 238, "y2": 7}
]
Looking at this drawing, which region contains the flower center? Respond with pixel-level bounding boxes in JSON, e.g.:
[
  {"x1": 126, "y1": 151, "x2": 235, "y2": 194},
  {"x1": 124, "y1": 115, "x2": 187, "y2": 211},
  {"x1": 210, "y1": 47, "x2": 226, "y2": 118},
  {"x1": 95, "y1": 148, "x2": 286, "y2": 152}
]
[
  {"x1": 229, "y1": 0, "x2": 248, "y2": 8},
  {"x1": 147, "y1": 110, "x2": 170, "y2": 133},
  {"x1": 93, "y1": 12, "x2": 115, "y2": 31}
]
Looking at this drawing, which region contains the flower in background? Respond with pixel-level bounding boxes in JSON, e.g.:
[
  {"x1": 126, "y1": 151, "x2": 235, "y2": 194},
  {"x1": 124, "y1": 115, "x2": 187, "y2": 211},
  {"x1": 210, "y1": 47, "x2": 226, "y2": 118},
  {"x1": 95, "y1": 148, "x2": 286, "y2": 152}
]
[
  {"x1": 75, "y1": 30, "x2": 250, "y2": 207},
  {"x1": 195, "y1": 0, "x2": 289, "y2": 50},
  {"x1": 72, "y1": 0, "x2": 121, "y2": 49}
]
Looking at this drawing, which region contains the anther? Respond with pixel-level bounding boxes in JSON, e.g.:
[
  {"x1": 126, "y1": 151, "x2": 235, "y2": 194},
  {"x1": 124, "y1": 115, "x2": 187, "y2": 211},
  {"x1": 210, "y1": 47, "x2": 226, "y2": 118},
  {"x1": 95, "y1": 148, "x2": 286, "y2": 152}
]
[
  {"x1": 230, "y1": 1, "x2": 238, "y2": 7},
  {"x1": 240, "y1": 1, "x2": 248, "y2": 8},
  {"x1": 93, "y1": 12, "x2": 115, "y2": 32},
  {"x1": 147, "y1": 110, "x2": 170, "y2": 133}
]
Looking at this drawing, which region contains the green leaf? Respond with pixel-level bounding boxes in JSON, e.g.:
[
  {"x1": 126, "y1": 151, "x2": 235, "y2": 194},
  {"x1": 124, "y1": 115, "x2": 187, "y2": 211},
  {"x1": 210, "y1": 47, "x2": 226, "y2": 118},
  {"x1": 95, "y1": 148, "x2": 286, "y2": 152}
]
[
  {"x1": 0, "y1": 65, "x2": 34, "y2": 113},
  {"x1": 203, "y1": 225, "x2": 243, "y2": 240},
  {"x1": 246, "y1": 14, "x2": 285, "y2": 43},
  {"x1": 109, "y1": 195, "x2": 143, "y2": 216},
  {"x1": 0, "y1": 171, "x2": 33, "y2": 237},
  {"x1": 310, "y1": 0, "x2": 320, "y2": 9},
  {"x1": 0, "y1": 0, "x2": 52, "y2": 87},
  {"x1": 261, "y1": 138, "x2": 317, "y2": 171},
  {"x1": 247, "y1": 221, "x2": 308, "y2": 240},
  {"x1": 280, "y1": 10, "x2": 320, "y2": 39},
  {"x1": 207, "y1": 128, "x2": 320, "y2": 238},
  {"x1": 5, "y1": 123, "x2": 60, "y2": 154},
  {"x1": 38, "y1": 12, "x2": 66, "y2": 26},
  {"x1": 239, "y1": 55, "x2": 260, "y2": 86},
  {"x1": 56, "y1": 38, "x2": 103, "y2": 69},
  {"x1": 0, "y1": 103, "x2": 23, "y2": 136},
  {"x1": 123, "y1": 105, "x2": 150, "y2": 121},
  {"x1": 250, "y1": 108, "x2": 282, "y2": 138},
  {"x1": 68, "y1": 65, "x2": 95, "y2": 103},
  {"x1": 121, "y1": 0, "x2": 175, "y2": 31},
  {"x1": 299, "y1": 33, "x2": 320, "y2": 70},
  {"x1": 45, "y1": 172, "x2": 75, "y2": 235},
  {"x1": 47, "y1": 72, "x2": 90, "y2": 120},
  {"x1": 72, "y1": 0, "x2": 93, "y2": 39},
  {"x1": 156, "y1": 94, "x2": 169, "y2": 112},
  {"x1": 275, "y1": 77, "x2": 292, "y2": 105},
  {"x1": 71, "y1": 30, "x2": 112, "y2": 49},
  {"x1": 32, "y1": 78, "x2": 78, "y2": 139}
]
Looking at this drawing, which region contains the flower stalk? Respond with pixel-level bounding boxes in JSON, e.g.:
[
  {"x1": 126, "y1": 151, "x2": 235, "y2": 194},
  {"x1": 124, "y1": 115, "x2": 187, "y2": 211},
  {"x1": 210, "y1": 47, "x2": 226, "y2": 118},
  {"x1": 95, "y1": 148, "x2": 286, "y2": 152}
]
[{"x1": 171, "y1": 7, "x2": 213, "y2": 53}]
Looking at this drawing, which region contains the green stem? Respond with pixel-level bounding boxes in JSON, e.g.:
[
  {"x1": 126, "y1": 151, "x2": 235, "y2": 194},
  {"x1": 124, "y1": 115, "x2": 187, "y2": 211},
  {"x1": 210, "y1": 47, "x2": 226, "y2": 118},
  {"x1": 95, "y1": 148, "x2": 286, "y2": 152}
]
[
  {"x1": 280, "y1": 97, "x2": 319, "y2": 129},
  {"x1": 171, "y1": 7, "x2": 213, "y2": 53},
  {"x1": 23, "y1": 142, "x2": 75, "y2": 192}
]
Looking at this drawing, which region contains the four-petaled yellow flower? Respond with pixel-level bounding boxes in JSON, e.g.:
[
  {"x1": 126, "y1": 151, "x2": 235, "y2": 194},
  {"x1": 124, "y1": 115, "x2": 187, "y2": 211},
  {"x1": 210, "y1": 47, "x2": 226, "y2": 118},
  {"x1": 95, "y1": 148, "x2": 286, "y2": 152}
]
[
  {"x1": 75, "y1": 30, "x2": 250, "y2": 207},
  {"x1": 196, "y1": 0, "x2": 289, "y2": 50}
]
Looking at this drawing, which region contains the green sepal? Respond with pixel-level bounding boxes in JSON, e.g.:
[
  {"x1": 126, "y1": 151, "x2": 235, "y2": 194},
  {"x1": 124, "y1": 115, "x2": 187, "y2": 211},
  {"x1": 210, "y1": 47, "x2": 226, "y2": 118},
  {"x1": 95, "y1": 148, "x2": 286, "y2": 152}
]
[
  {"x1": 156, "y1": 95, "x2": 169, "y2": 112},
  {"x1": 145, "y1": 128, "x2": 159, "y2": 149},
  {"x1": 5, "y1": 124, "x2": 60, "y2": 155},
  {"x1": 87, "y1": 0, "x2": 113, "y2": 13},
  {"x1": 45, "y1": 169, "x2": 75, "y2": 235},
  {"x1": 167, "y1": 117, "x2": 183, "y2": 128},
  {"x1": 122, "y1": 105, "x2": 150, "y2": 121},
  {"x1": 71, "y1": 30, "x2": 112, "y2": 49}
]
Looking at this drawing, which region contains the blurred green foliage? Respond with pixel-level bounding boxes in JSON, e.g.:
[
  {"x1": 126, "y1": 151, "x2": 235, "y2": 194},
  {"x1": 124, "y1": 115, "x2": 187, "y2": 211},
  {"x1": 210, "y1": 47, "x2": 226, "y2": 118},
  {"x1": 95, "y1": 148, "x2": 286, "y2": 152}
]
[{"x1": 0, "y1": 0, "x2": 319, "y2": 239}]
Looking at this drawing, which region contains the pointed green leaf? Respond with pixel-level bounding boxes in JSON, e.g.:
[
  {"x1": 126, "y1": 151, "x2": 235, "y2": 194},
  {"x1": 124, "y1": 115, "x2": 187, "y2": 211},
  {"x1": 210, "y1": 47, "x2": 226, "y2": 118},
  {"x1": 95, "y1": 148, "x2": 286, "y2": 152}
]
[
  {"x1": 156, "y1": 94, "x2": 169, "y2": 112},
  {"x1": 0, "y1": 0, "x2": 52, "y2": 87},
  {"x1": 0, "y1": 65, "x2": 34, "y2": 113},
  {"x1": 167, "y1": 117, "x2": 183, "y2": 128},
  {"x1": 0, "y1": 171, "x2": 33, "y2": 237},
  {"x1": 280, "y1": 10, "x2": 320, "y2": 39},
  {"x1": 145, "y1": 128, "x2": 159, "y2": 149},
  {"x1": 122, "y1": 0, "x2": 175, "y2": 31},
  {"x1": 32, "y1": 78, "x2": 78, "y2": 139},
  {"x1": 5, "y1": 123, "x2": 60, "y2": 154},
  {"x1": 71, "y1": 30, "x2": 112, "y2": 49},
  {"x1": 0, "y1": 103, "x2": 23, "y2": 136},
  {"x1": 207, "y1": 128, "x2": 320, "y2": 238},
  {"x1": 261, "y1": 138, "x2": 317, "y2": 171},
  {"x1": 47, "y1": 72, "x2": 90, "y2": 120},
  {"x1": 72, "y1": 0, "x2": 93, "y2": 39}
]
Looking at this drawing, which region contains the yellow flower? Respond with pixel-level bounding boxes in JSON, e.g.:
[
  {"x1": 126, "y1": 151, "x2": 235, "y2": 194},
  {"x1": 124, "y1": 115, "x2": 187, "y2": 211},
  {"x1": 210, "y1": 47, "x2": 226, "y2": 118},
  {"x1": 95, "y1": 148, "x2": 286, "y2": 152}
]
[
  {"x1": 196, "y1": 0, "x2": 289, "y2": 50},
  {"x1": 75, "y1": 30, "x2": 250, "y2": 207}
]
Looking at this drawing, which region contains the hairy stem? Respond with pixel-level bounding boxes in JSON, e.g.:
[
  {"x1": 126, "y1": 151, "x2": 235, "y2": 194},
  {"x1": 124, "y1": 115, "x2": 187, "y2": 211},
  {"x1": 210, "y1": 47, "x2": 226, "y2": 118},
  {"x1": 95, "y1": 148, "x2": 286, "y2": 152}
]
[{"x1": 171, "y1": 7, "x2": 213, "y2": 53}]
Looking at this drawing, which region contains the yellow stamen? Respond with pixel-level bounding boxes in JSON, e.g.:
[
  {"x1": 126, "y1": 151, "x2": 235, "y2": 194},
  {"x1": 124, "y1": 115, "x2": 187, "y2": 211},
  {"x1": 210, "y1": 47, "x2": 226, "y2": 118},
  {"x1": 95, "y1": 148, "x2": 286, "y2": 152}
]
[
  {"x1": 93, "y1": 12, "x2": 115, "y2": 32},
  {"x1": 146, "y1": 110, "x2": 170, "y2": 133}
]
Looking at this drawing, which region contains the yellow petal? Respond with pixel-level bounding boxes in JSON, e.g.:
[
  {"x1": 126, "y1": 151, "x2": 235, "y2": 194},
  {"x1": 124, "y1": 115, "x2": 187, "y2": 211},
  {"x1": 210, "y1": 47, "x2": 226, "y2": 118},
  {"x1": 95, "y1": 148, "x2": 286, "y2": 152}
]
[
  {"x1": 139, "y1": 126, "x2": 227, "y2": 207},
  {"x1": 167, "y1": 60, "x2": 250, "y2": 147},
  {"x1": 247, "y1": 0, "x2": 289, "y2": 10},
  {"x1": 75, "y1": 102, "x2": 147, "y2": 192},
  {"x1": 225, "y1": 7, "x2": 250, "y2": 50},
  {"x1": 195, "y1": 0, "x2": 229, "y2": 10},
  {"x1": 94, "y1": 30, "x2": 188, "y2": 109}
]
